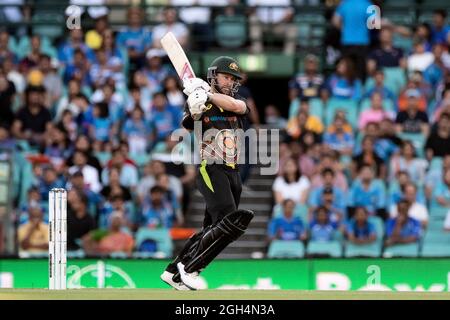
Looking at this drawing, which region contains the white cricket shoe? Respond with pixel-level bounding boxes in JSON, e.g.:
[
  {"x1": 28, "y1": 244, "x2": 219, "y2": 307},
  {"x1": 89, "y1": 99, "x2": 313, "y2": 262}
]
[
  {"x1": 160, "y1": 271, "x2": 190, "y2": 290},
  {"x1": 177, "y1": 262, "x2": 206, "y2": 290}
]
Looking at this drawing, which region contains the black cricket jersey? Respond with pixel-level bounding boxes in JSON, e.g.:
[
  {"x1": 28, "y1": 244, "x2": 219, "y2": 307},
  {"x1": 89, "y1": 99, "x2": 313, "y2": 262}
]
[{"x1": 182, "y1": 95, "x2": 249, "y2": 165}]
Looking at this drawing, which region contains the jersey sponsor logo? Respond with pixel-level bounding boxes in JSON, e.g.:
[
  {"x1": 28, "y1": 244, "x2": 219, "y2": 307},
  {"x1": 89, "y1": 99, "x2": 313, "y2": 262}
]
[{"x1": 203, "y1": 115, "x2": 238, "y2": 122}]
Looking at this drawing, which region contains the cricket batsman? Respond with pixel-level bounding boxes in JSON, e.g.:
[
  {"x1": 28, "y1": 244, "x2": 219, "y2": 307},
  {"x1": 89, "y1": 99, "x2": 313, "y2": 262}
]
[{"x1": 160, "y1": 56, "x2": 254, "y2": 290}]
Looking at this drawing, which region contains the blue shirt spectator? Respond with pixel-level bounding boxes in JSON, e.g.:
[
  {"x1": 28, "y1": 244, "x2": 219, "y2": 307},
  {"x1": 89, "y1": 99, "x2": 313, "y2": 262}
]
[
  {"x1": 148, "y1": 93, "x2": 182, "y2": 144},
  {"x1": 141, "y1": 186, "x2": 175, "y2": 228},
  {"x1": 268, "y1": 199, "x2": 306, "y2": 241},
  {"x1": 334, "y1": 0, "x2": 371, "y2": 46},
  {"x1": 327, "y1": 74, "x2": 362, "y2": 100},
  {"x1": 309, "y1": 206, "x2": 338, "y2": 241},
  {"x1": 57, "y1": 29, "x2": 95, "y2": 66},
  {"x1": 348, "y1": 166, "x2": 386, "y2": 214},
  {"x1": 385, "y1": 200, "x2": 421, "y2": 246}
]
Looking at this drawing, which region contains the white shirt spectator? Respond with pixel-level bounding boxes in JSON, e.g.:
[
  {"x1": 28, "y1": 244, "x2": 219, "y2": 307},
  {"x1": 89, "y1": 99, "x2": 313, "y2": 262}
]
[
  {"x1": 389, "y1": 202, "x2": 429, "y2": 223},
  {"x1": 247, "y1": 0, "x2": 293, "y2": 24},
  {"x1": 172, "y1": 0, "x2": 229, "y2": 24},
  {"x1": 407, "y1": 52, "x2": 434, "y2": 72},
  {"x1": 68, "y1": 165, "x2": 102, "y2": 193},
  {"x1": 272, "y1": 175, "x2": 310, "y2": 204},
  {"x1": 152, "y1": 23, "x2": 189, "y2": 47}
]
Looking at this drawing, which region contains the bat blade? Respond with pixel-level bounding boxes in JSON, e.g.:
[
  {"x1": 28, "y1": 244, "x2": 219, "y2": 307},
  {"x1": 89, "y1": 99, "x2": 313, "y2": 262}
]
[{"x1": 160, "y1": 32, "x2": 195, "y2": 81}]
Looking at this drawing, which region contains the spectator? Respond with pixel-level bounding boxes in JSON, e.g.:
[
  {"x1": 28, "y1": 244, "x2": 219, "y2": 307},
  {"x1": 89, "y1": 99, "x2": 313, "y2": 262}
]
[
  {"x1": 102, "y1": 29, "x2": 124, "y2": 63},
  {"x1": 68, "y1": 150, "x2": 102, "y2": 193},
  {"x1": 43, "y1": 123, "x2": 73, "y2": 171},
  {"x1": 268, "y1": 199, "x2": 307, "y2": 242},
  {"x1": 358, "y1": 92, "x2": 394, "y2": 130},
  {"x1": 19, "y1": 186, "x2": 43, "y2": 225},
  {"x1": 37, "y1": 166, "x2": 65, "y2": 201},
  {"x1": 39, "y1": 54, "x2": 63, "y2": 109},
  {"x1": 425, "y1": 113, "x2": 450, "y2": 160},
  {"x1": 424, "y1": 44, "x2": 447, "y2": 93},
  {"x1": 395, "y1": 89, "x2": 429, "y2": 135},
  {"x1": 121, "y1": 106, "x2": 149, "y2": 155},
  {"x1": 91, "y1": 83, "x2": 125, "y2": 126},
  {"x1": 116, "y1": 7, "x2": 152, "y2": 72},
  {"x1": 100, "y1": 194, "x2": 135, "y2": 230},
  {"x1": 163, "y1": 75, "x2": 185, "y2": 110},
  {"x1": 347, "y1": 164, "x2": 386, "y2": 218},
  {"x1": 273, "y1": 157, "x2": 310, "y2": 204},
  {"x1": 286, "y1": 102, "x2": 324, "y2": 139},
  {"x1": 85, "y1": 15, "x2": 109, "y2": 50},
  {"x1": 389, "y1": 140, "x2": 428, "y2": 186},
  {"x1": 431, "y1": 9, "x2": 450, "y2": 45},
  {"x1": 152, "y1": 6, "x2": 189, "y2": 49},
  {"x1": 128, "y1": 72, "x2": 152, "y2": 117},
  {"x1": 332, "y1": 0, "x2": 371, "y2": 80},
  {"x1": 389, "y1": 183, "x2": 428, "y2": 228},
  {"x1": 137, "y1": 160, "x2": 183, "y2": 206},
  {"x1": 425, "y1": 154, "x2": 450, "y2": 200},
  {"x1": 407, "y1": 39, "x2": 435, "y2": 73},
  {"x1": 264, "y1": 104, "x2": 287, "y2": 129},
  {"x1": 367, "y1": 27, "x2": 406, "y2": 76},
  {"x1": 19, "y1": 35, "x2": 42, "y2": 74},
  {"x1": 68, "y1": 170, "x2": 103, "y2": 215},
  {"x1": 432, "y1": 168, "x2": 450, "y2": 209},
  {"x1": 248, "y1": 0, "x2": 297, "y2": 55},
  {"x1": 96, "y1": 212, "x2": 135, "y2": 255},
  {"x1": 101, "y1": 147, "x2": 139, "y2": 191},
  {"x1": 58, "y1": 28, "x2": 95, "y2": 67},
  {"x1": 67, "y1": 190, "x2": 96, "y2": 251},
  {"x1": 310, "y1": 150, "x2": 349, "y2": 191},
  {"x1": 89, "y1": 101, "x2": 112, "y2": 147},
  {"x1": 100, "y1": 167, "x2": 132, "y2": 202},
  {"x1": 324, "y1": 114, "x2": 354, "y2": 156},
  {"x1": 345, "y1": 206, "x2": 377, "y2": 245},
  {"x1": 326, "y1": 57, "x2": 362, "y2": 100},
  {"x1": 308, "y1": 168, "x2": 346, "y2": 217},
  {"x1": 363, "y1": 69, "x2": 396, "y2": 104},
  {"x1": 89, "y1": 48, "x2": 125, "y2": 89},
  {"x1": 385, "y1": 199, "x2": 421, "y2": 247},
  {"x1": 351, "y1": 135, "x2": 386, "y2": 180},
  {"x1": 397, "y1": 78, "x2": 428, "y2": 112},
  {"x1": 288, "y1": 54, "x2": 324, "y2": 101},
  {"x1": 147, "y1": 91, "x2": 183, "y2": 149},
  {"x1": 309, "y1": 206, "x2": 338, "y2": 242},
  {"x1": 0, "y1": 69, "x2": 16, "y2": 128},
  {"x1": 67, "y1": 135, "x2": 103, "y2": 175},
  {"x1": 0, "y1": 30, "x2": 15, "y2": 65},
  {"x1": 62, "y1": 49, "x2": 92, "y2": 87},
  {"x1": 18, "y1": 205, "x2": 48, "y2": 254},
  {"x1": 12, "y1": 85, "x2": 52, "y2": 146},
  {"x1": 141, "y1": 186, "x2": 176, "y2": 229},
  {"x1": 143, "y1": 49, "x2": 171, "y2": 95}
]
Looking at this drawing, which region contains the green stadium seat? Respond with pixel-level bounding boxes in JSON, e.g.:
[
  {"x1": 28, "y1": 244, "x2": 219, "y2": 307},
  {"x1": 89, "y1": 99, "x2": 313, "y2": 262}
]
[
  {"x1": 135, "y1": 227, "x2": 173, "y2": 258},
  {"x1": 325, "y1": 98, "x2": 359, "y2": 129},
  {"x1": 267, "y1": 240, "x2": 305, "y2": 258},
  {"x1": 215, "y1": 15, "x2": 247, "y2": 48},
  {"x1": 383, "y1": 242, "x2": 420, "y2": 257},
  {"x1": 32, "y1": 12, "x2": 64, "y2": 40},
  {"x1": 383, "y1": 67, "x2": 407, "y2": 95},
  {"x1": 421, "y1": 229, "x2": 450, "y2": 257},
  {"x1": 429, "y1": 206, "x2": 449, "y2": 220},
  {"x1": 344, "y1": 241, "x2": 382, "y2": 257},
  {"x1": 427, "y1": 220, "x2": 445, "y2": 232},
  {"x1": 307, "y1": 240, "x2": 343, "y2": 257},
  {"x1": 309, "y1": 98, "x2": 325, "y2": 120}
]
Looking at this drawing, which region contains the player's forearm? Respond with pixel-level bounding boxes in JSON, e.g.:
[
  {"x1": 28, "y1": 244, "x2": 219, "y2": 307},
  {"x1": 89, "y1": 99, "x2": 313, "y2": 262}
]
[{"x1": 208, "y1": 92, "x2": 246, "y2": 114}]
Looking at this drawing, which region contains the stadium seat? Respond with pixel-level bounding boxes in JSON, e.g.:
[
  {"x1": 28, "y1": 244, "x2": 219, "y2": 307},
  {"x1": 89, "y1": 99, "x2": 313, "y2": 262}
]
[
  {"x1": 272, "y1": 203, "x2": 309, "y2": 226},
  {"x1": 135, "y1": 227, "x2": 173, "y2": 258},
  {"x1": 383, "y1": 242, "x2": 420, "y2": 258},
  {"x1": 267, "y1": 240, "x2": 305, "y2": 258},
  {"x1": 428, "y1": 206, "x2": 449, "y2": 220},
  {"x1": 215, "y1": 15, "x2": 247, "y2": 48},
  {"x1": 32, "y1": 12, "x2": 64, "y2": 40},
  {"x1": 429, "y1": 157, "x2": 443, "y2": 171},
  {"x1": 94, "y1": 151, "x2": 112, "y2": 166},
  {"x1": 392, "y1": 34, "x2": 413, "y2": 54},
  {"x1": 309, "y1": 98, "x2": 325, "y2": 121},
  {"x1": 383, "y1": 67, "x2": 407, "y2": 96},
  {"x1": 324, "y1": 98, "x2": 359, "y2": 128},
  {"x1": 307, "y1": 240, "x2": 343, "y2": 258},
  {"x1": 421, "y1": 229, "x2": 450, "y2": 257}
]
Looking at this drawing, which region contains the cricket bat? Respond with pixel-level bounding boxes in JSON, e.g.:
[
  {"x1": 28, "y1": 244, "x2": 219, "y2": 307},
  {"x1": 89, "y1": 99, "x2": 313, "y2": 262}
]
[{"x1": 160, "y1": 32, "x2": 195, "y2": 81}]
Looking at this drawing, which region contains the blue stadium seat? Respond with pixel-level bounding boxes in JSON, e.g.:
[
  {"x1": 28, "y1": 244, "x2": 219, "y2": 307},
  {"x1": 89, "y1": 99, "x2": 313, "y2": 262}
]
[
  {"x1": 135, "y1": 227, "x2": 173, "y2": 258},
  {"x1": 307, "y1": 240, "x2": 343, "y2": 257},
  {"x1": 215, "y1": 15, "x2": 247, "y2": 48},
  {"x1": 267, "y1": 240, "x2": 305, "y2": 258},
  {"x1": 428, "y1": 206, "x2": 449, "y2": 220},
  {"x1": 383, "y1": 67, "x2": 407, "y2": 95},
  {"x1": 324, "y1": 98, "x2": 359, "y2": 129},
  {"x1": 383, "y1": 242, "x2": 420, "y2": 257},
  {"x1": 421, "y1": 229, "x2": 450, "y2": 257}
]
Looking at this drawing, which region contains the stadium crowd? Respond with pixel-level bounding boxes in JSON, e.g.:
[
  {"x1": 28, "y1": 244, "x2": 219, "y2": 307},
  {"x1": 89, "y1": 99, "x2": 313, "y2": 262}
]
[{"x1": 0, "y1": 0, "x2": 449, "y2": 258}]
